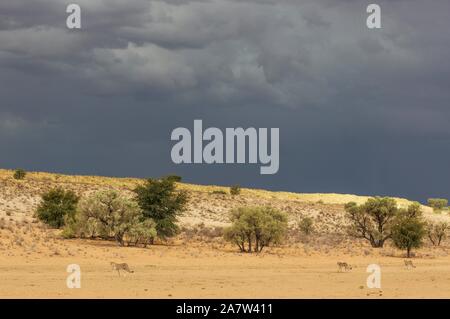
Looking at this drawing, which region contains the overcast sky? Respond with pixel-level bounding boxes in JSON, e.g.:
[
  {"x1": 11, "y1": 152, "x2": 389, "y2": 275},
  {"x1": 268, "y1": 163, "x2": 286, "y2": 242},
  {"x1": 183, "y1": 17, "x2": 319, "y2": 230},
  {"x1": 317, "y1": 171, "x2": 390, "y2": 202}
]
[{"x1": 1, "y1": 0, "x2": 450, "y2": 202}]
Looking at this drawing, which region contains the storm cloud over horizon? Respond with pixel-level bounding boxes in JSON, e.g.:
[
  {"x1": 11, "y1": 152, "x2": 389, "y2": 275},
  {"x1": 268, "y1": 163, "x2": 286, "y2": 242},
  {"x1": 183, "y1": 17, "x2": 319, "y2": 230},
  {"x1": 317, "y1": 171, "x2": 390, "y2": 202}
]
[{"x1": 1, "y1": 0, "x2": 450, "y2": 202}]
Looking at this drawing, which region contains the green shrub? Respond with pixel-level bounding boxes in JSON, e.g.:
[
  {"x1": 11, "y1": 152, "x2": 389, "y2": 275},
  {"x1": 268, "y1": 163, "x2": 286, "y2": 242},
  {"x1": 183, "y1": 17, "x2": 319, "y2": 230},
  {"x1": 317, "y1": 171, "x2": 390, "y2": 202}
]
[
  {"x1": 13, "y1": 169, "x2": 26, "y2": 180},
  {"x1": 36, "y1": 188, "x2": 79, "y2": 228},
  {"x1": 224, "y1": 206, "x2": 288, "y2": 253},
  {"x1": 61, "y1": 220, "x2": 79, "y2": 239},
  {"x1": 127, "y1": 219, "x2": 157, "y2": 247},
  {"x1": 165, "y1": 175, "x2": 182, "y2": 183},
  {"x1": 391, "y1": 214, "x2": 425, "y2": 258},
  {"x1": 427, "y1": 198, "x2": 448, "y2": 211},
  {"x1": 134, "y1": 176, "x2": 188, "y2": 240},
  {"x1": 230, "y1": 185, "x2": 241, "y2": 196},
  {"x1": 71, "y1": 190, "x2": 142, "y2": 246},
  {"x1": 298, "y1": 216, "x2": 314, "y2": 235},
  {"x1": 62, "y1": 209, "x2": 101, "y2": 239}
]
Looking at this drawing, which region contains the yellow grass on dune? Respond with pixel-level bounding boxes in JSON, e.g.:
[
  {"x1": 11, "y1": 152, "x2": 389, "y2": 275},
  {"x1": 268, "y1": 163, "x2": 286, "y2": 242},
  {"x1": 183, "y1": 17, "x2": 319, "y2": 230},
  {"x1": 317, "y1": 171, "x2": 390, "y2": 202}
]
[{"x1": 0, "y1": 168, "x2": 427, "y2": 209}]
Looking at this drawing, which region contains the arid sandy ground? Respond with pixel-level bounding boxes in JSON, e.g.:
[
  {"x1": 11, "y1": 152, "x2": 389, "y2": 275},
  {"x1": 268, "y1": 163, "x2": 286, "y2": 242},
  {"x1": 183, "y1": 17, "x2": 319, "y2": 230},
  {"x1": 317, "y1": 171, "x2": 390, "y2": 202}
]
[
  {"x1": 2, "y1": 239, "x2": 450, "y2": 298},
  {"x1": 1, "y1": 169, "x2": 450, "y2": 298}
]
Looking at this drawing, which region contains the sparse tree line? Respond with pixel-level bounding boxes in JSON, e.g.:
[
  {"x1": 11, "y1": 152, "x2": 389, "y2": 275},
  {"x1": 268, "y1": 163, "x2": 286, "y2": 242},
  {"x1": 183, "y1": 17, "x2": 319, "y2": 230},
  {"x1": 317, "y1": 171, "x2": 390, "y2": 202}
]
[
  {"x1": 34, "y1": 172, "x2": 287, "y2": 251},
  {"x1": 345, "y1": 197, "x2": 449, "y2": 257},
  {"x1": 35, "y1": 176, "x2": 188, "y2": 247},
  {"x1": 26, "y1": 168, "x2": 449, "y2": 255},
  {"x1": 223, "y1": 197, "x2": 449, "y2": 256}
]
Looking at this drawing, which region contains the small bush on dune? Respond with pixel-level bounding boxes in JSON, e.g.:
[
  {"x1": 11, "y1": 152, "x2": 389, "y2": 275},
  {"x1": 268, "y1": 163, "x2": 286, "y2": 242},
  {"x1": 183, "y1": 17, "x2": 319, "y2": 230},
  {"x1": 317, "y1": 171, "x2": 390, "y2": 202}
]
[
  {"x1": 298, "y1": 216, "x2": 314, "y2": 235},
  {"x1": 211, "y1": 190, "x2": 227, "y2": 195},
  {"x1": 230, "y1": 185, "x2": 241, "y2": 196},
  {"x1": 427, "y1": 198, "x2": 448, "y2": 212},
  {"x1": 36, "y1": 188, "x2": 79, "y2": 228},
  {"x1": 13, "y1": 169, "x2": 26, "y2": 180},
  {"x1": 165, "y1": 175, "x2": 182, "y2": 183}
]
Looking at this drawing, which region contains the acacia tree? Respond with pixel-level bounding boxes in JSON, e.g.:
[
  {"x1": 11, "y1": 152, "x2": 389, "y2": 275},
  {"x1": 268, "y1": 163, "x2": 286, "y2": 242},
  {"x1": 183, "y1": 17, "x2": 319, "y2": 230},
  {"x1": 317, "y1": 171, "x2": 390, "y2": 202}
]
[
  {"x1": 134, "y1": 177, "x2": 188, "y2": 240},
  {"x1": 401, "y1": 202, "x2": 423, "y2": 219},
  {"x1": 75, "y1": 190, "x2": 142, "y2": 246},
  {"x1": 223, "y1": 219, "x2": 250, "y2": 252},
  {"x1": 345, "y1": 197, "x2": 399, "y2": 248},
  {"x1": 36, "y1": 188, "x2": 79, "y2": 228},
  {"x1": 426, "y1": 222, "x2": 448, "y2": 246},
  {"x1": 63, "y1": 190, "x2": 158, "y2": 247},
  {"x1": 391, "y1": 212, "x2": 425, "y2": 258},
  {"x1": 224, "y1": 206, "x2": 288, "y2": 253}
]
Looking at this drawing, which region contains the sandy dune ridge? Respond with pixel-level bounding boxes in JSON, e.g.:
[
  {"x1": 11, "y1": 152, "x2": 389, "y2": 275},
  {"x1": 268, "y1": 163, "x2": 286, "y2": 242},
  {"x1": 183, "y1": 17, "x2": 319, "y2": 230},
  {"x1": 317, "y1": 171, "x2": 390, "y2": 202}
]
[{"x1": 1, "y1": 169, "x2": 450, "y2": 298}]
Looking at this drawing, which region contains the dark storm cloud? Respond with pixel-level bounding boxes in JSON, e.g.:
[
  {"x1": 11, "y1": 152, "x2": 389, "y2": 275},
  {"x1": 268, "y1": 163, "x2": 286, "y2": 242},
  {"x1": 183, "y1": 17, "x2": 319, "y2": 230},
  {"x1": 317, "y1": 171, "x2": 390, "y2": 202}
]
[{"x1": 1, "y1": 0, "x2": 450, "y2": 202}]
